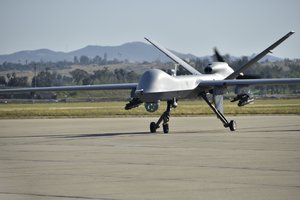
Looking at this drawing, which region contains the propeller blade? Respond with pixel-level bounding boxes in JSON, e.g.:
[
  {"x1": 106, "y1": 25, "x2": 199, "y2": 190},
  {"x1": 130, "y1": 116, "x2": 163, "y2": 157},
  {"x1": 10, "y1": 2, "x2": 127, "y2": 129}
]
[{"x1": 214, "y1": 47, "x2": 226, "y2": 62}]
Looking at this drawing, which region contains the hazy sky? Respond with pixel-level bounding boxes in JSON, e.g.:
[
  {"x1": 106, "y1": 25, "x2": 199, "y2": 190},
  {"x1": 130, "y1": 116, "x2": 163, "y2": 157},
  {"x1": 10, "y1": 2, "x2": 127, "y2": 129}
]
[{"x1": 0, "y1": 0, "x2": 299, "y2": 58}]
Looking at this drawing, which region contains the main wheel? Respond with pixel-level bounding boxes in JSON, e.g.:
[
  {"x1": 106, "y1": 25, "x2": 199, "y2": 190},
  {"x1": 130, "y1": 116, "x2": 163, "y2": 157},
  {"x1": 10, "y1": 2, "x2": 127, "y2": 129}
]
[
  {"x1": 150, "y1": 122, "x2": 157, "y2": 133},
  {"x1": 229, "y1": 120, "x2": 237, "y2": 131},
  {"x1": 163, "y1": 123, "x2": 169, "y2": 134}
]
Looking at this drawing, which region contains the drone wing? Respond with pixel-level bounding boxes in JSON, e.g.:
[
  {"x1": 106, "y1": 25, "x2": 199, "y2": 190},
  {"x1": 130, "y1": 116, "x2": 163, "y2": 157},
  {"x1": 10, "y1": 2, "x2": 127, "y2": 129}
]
[
  {"x1": 225, "y1": 31, "x2": 295, "y2": 80},
  {"x1": 198, "y1": 78, "x2": 300, "y2": 88},
  {"x1": 0, "y1": 83, "x2": 138, "y2": 93}
]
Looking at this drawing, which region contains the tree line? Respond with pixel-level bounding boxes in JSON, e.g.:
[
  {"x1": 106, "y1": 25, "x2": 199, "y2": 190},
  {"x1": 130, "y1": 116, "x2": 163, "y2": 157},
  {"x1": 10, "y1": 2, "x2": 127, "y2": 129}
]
[
  {"x1": 0, "y1": 55, "x2": 299, "y2": 95},
  {"x1": 0, "y1": 54, "x2": 124, "y2": 72},
  {"x1": 68, "y1": 68, "x2": 139, "y2": 85},
  {"x1": 0, "y1": 68, "x2": 139, "y2": 87}
]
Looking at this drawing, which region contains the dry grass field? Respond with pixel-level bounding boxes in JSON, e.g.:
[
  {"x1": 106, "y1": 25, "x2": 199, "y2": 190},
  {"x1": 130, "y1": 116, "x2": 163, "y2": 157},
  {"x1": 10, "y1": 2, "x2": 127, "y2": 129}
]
[{"x1": 0, "y1": 99, "x2": 299, "y2": 119}]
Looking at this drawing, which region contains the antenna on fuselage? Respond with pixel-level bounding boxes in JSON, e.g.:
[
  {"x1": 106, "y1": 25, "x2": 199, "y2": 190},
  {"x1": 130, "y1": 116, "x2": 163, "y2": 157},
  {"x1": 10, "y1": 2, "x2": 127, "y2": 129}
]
[{"x1": 171, "y1": 64, "x2": 179, "y2": 76}]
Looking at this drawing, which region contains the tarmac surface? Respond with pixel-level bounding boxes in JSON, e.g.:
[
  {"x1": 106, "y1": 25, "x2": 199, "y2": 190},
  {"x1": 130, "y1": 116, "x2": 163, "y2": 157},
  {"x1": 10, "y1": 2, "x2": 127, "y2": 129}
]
[{"x1": 0, "y1": 115, "x2": 300, "y2": 200}]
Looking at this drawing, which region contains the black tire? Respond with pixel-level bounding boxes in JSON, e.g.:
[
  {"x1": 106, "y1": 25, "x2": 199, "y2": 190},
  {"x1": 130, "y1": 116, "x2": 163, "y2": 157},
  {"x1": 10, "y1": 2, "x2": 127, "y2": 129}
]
[
  {"x1": 229, "y1": 120, "x2": 237, "y2": 131},
  {"x1": 163, "y1": 123, "x2": 169, "y2": 134},
  {"x1": 150, "y1": 122, "x2": 157, "y2": 133}
]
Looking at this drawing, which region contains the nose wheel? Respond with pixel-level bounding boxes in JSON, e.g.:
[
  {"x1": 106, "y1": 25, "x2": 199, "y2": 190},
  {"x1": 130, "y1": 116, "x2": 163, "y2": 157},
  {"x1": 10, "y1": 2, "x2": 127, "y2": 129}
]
[
  {"x1": 149, "y1": 100, "x2": 174, "y2": 134},
  {"x1": 150, "y1": 122, "x2": 157, "y2": 133},
  {"x1": 149, "y1": 113, "x2": 170, "y2": 134},
  {"x1": 149, "y1": 121, "x2": 170, "y2": 133},
  {"x1": 162, "y1": 123, "x2": 169, "y2": 133}
]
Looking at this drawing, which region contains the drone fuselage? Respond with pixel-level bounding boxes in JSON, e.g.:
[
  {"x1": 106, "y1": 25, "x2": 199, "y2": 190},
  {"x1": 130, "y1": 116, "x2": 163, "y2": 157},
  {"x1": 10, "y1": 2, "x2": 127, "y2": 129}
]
[{"x1": 135, "y1": 62, "x2": 234, "y2": 102}]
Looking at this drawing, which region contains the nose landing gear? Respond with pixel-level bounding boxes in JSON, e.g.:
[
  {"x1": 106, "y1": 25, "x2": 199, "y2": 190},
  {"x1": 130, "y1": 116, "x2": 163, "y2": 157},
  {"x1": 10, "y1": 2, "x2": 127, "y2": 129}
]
[{"x1": 149, "y1": 99, "x2": 176, "y2": 134}]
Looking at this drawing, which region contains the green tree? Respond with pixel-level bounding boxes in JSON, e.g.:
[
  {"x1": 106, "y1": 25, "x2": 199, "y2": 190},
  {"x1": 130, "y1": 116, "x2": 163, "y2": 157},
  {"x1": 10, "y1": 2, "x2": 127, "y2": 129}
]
[
  {"x1": 93, "y1": 56, "x2": 102, "y2": 65},
  {"x1": 114, "y1": 68, "x2": 126, "y2": 82},
  {"x1": 126, "y1": 71, "x2": 139, "y2": 82},
  {"x1": 31, "y1": 70, "x2": 67, "y2": 87},
  {"x1": 79, "y1": 55, "x2": 90, "y2": 65},
  {"x1": 0, "y1": 76, "x2": 7, "y2": 86},
  {"x1": 73, "y1": 56, "x2": 79, "y2": 64},
  {"x1": 7, "y1": 73, "x2": 28, "y2": 87},
  {"x1": 70, "y1": 69, "x2": 89, "y2": 84}
]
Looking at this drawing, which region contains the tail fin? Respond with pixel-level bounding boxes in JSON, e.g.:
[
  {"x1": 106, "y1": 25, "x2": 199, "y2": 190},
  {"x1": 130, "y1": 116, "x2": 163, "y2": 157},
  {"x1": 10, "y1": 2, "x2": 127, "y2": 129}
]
[{"x1": 145, "y1": 37, "x2": 201, "y2": 75}]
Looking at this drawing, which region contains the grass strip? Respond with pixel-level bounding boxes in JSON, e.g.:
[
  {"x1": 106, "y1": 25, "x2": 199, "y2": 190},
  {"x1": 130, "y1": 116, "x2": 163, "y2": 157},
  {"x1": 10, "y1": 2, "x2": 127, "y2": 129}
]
[{"x1": 0, "y1": 99, "x2": 299, "y2": 119}]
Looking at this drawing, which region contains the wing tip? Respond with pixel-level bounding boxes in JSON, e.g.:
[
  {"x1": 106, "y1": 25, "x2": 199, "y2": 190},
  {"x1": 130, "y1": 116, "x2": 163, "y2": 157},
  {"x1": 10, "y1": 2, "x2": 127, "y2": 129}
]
[{"x1": 287, "y1": 31, "x2": 295, "y2": 37}]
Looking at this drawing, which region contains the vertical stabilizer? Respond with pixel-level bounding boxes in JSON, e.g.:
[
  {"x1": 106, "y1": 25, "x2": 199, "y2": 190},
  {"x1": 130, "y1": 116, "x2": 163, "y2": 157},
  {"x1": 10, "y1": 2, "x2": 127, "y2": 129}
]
[{"x1": 145, "y1": 37, "x2": 201, "y2": 75}]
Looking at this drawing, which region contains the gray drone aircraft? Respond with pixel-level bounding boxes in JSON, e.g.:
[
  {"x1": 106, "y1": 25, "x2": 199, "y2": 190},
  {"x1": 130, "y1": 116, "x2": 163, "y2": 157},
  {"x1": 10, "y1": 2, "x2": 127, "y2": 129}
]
[{"x1": 1, "y1": 31, "x2": 300, "y2": 133}]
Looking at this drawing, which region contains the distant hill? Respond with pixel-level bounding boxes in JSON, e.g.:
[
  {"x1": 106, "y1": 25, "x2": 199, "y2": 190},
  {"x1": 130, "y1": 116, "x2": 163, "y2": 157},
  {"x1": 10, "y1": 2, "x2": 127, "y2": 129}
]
[
  {"x1": 0, "y1": 49, "x2": 70, "y2": 64},
  {"x1": 0, "y1": 41, "x2": 283, "y2": 64},
  {"x1": 0, "y1": 42, "x2": 198, "y2": 64}
]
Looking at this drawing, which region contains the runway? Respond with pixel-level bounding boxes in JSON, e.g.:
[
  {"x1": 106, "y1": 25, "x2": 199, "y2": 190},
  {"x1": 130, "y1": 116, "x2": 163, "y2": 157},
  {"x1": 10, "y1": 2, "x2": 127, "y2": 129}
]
[{"x1": 0, "y1": 116, "x2": 300, "y2": 200}]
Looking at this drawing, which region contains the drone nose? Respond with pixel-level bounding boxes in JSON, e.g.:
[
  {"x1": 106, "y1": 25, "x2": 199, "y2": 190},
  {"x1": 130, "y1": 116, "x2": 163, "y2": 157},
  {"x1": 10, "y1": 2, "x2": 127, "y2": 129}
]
[{"x1": 136, "y1": 69, "x2": 161, "y2": 93}]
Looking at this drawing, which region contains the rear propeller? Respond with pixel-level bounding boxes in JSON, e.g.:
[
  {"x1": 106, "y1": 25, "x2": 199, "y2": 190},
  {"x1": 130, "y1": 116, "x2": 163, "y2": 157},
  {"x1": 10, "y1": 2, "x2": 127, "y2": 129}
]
[
  {"x1": 213, "y1": 48, "x2": 261, "y2": 79},
  {"x1": 214, "y1": 47, "x2": 226, "y2": 62},
  {"x1": 213, "y1": 47, "x2": 259, "y2": 107}
]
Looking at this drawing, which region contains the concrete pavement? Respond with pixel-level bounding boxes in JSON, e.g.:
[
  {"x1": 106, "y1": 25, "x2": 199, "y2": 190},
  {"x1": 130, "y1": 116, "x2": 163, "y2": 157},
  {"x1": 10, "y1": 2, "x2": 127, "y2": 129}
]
[{"x1": 0, "y1": 116, "x2": 300, "y2": 200}]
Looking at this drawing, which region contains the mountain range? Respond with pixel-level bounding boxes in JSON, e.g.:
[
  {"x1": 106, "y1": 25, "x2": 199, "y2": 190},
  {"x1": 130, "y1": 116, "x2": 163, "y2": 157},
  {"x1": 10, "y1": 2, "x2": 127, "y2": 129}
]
[{"x1": 0, "y1": 42, "x2": 282, "y2": 64}]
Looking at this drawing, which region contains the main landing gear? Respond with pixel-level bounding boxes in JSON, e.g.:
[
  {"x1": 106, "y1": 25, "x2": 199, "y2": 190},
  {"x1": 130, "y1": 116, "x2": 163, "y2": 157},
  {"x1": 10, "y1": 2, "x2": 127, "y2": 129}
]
[
  {"x1": 200, "y1": 93, "x2": 236, "y2": 131},
  {"x1": 150, "y1": 99, "x2": 177, "y2": 134}
]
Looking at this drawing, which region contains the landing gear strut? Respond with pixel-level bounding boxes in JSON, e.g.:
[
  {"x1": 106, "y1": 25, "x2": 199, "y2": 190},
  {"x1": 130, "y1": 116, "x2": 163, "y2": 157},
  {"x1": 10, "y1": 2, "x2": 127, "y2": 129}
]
[
  {"x1": 150, "y1": 99, "x2": 176, "y2": 134},
  {"x1": 200, "y1": 93, "x2": 236, "y2": 131}
]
